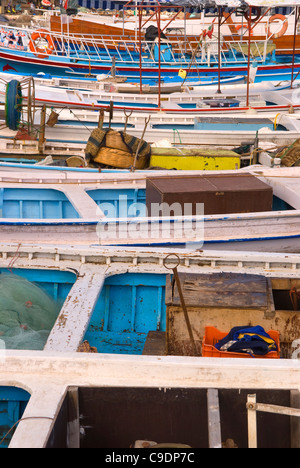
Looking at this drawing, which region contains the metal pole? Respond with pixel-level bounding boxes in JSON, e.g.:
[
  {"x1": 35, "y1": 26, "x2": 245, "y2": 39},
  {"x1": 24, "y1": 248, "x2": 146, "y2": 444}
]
[
  {"x1": 163, "y1": 254, "x2": 199, "y2": 356},
  {"x1": 139, "y1": 5, "x2": 142, "y2": 94},
  {"x1": 98, "y1": 109, "x2": 104, "y2": 129},
  {"x1": 246, "y1": 6, "x2": 252, "y2": 108},
  {"x1": 38, "y1": 105, "x2": 46, "y2": 155},
  {"x1": 217, "y1": 7, "x2": 222, "y2": 94},
  {"x1": 158, "y1": 4, "x2": 161, "y2": 109},
  {"x1": 291, "y1": 7, "x2": 298, "y2": 88}
]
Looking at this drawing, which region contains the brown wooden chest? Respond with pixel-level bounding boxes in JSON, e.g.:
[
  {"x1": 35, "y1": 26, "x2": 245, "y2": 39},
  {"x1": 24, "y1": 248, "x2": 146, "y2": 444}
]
[{"x1": 146, "y1": 173, "x2": 273, "y2": 216}]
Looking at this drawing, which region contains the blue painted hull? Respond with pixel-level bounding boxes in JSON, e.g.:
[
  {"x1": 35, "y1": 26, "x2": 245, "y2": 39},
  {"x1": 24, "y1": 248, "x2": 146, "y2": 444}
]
[
  {"x1": 1, "y1": 46, "x2": 300, "y2": 81},
  {"x1": 0, "y1": 387, "x2": 30, "y2": 448}
]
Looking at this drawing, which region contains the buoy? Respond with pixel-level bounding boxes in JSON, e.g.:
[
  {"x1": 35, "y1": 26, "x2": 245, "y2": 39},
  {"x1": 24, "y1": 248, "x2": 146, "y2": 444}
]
[{"x1": 5, "y1": 80, "x2": 22, "y2": 131}]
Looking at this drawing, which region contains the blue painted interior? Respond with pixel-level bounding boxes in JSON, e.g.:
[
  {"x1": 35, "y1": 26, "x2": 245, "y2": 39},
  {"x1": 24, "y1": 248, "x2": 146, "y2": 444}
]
[
  {"x1": 0, "y1": 386, "x2": 31, "y2": 448},
  {"x1": 0, "y1": 188, "x2": 80, "y2": 219},
  {"x1": 87, "y1": 188, "x2": 146, "y2": 218},
  {"x1": 0, "y1": 188, "x2": 294, "y2": 221},
  {"x1": 194, "y1": 120, "x2": 280, "y2": 131},
  {"x1": 272, "y1": 195, "x2": 295, "y2": 211},
  {"x1": 0, "y1": 268, "x2": 76, "y2": 351},
  {"x1": 0, "y1": 268, "x2": 76, "y2": 307},
  {"x1": 83, "y1": 273, "x2": 167, "y2": 354}
]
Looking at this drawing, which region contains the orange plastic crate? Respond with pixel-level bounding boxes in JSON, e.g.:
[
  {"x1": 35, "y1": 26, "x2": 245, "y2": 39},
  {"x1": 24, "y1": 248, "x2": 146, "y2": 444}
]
[{"x1": 202, "y1": 326, "x2": 281, "y2": 359}]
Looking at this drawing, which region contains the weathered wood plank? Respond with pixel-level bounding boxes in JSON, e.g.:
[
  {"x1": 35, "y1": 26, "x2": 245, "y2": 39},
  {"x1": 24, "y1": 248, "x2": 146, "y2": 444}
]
[
  {"x1": 142, "y1": 331, "x2": 167, "y2": 356},
  {"x1": 166, "y1": 272, "x2": 272, "y2": 310},
  {"x1": 45, "y1": 269, "x2": 106, "y2": 352}
]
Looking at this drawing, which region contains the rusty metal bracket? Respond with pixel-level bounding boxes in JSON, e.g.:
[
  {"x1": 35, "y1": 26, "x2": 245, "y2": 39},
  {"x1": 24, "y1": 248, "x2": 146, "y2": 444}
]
[
  {"x1": 131, "y1": 115, "x2": 151, "y2": 172},
  {"x1": 163, "y1": 253, "x2": 199, "y2": 356}
]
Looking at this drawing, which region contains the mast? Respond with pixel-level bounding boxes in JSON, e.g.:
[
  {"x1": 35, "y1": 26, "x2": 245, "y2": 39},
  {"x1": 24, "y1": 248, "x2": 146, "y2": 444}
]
[
  {"x1": 139, "y1": 2, "x2": 143, "y2": 94},
  {"x1": 291, "y1": 6, "x2": 299, "y2": 88},
  {"x1": 217, "y1": 6, "x2": 222, "y2": 94},
  {"x1": 158, "y1": 2, "x2": 161, "y2": 109},
  {"x1": 246, "y1": 5, "x2": 252, "y2": 108}
]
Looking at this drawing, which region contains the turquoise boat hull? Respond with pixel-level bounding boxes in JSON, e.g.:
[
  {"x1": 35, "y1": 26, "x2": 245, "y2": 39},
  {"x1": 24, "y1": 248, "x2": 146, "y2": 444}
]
[{"x1": 0, "y1": 387, "x2": 30, "y2": 448}]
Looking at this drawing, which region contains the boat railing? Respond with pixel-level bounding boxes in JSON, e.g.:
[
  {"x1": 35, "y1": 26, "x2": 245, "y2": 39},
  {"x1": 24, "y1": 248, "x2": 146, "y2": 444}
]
[{"x1": 1, "y1": 25, "x2": 275, "y2": 67}]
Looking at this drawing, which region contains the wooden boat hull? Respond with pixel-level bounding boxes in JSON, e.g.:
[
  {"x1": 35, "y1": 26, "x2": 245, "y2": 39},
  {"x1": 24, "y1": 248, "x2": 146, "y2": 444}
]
[
  {"x1": 2, "y1": 351, "x2": 299, "y2": 448},
  {"x1": 0, "y1": 77, "x2": 298, "y2": 117},
  {"x1": 0, "y1": 244, "x2": 298, "y2": 363},
  {"x1": 12, "y1": 115, "x2": 300, "y2": 146},
  {"x1": 0, "y1": 244, "x2": 299, "y2": 357},
  {"x1": 0, "y1": 243, "x2": 299, "y2": 448},
  {"x1": 0, "y1": 167, "x2": 299, "y2": 253},
  {"x1": 0, "y1": 44, "x2": 300, "y2": 81}
]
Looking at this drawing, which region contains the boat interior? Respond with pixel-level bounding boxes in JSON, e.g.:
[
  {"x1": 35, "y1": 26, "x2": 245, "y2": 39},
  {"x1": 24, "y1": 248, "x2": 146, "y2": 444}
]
[{"x1": 0, "y1": 245, "x2": 299, "y2": 448}]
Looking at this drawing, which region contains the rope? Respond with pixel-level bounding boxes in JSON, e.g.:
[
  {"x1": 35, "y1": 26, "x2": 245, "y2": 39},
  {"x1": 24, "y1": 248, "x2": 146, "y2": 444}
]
[
  {"x1": 7, "y1": 243, "x2": 21, "y2": 272},
  {"x1": 0, "y1": 416, "x2": 54, "y2": 446},
  {"x1": 173, "y1": 128, "x2": 182, "y2": 144}
]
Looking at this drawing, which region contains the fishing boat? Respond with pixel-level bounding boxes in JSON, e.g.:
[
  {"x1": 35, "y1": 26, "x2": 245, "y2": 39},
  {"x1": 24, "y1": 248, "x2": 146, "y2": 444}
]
[
  {"x1": 4, "y1": 82, "x2": 300, "y2": 114},
  {"x1": 0, "y1": 69, "x2": 247, "y2": 93},
  {"x1": 0, "y1": 145, "x2": 242, "y2": 171},
  {"x1": 0, "y1": 244, "x2": 299, "y2": 448},
  {"x1": 3, "y1": 108, "x2": 300, "y2": 147},
  {"x1": 0, "y1": 74, "x2": 300, "y2": 115},
  {"x1": 1, "y1": 73, "x2": 300, "y2": 148},
  {"x1": 0, "y1": 3, "x2": 299, "y2": 450},
  {"x1": 0, "y1": 4, "x2": 300, "y2": 82},
  {"x1": 1, "y1": 80, "x2": 300, "y2": 163},
  {"x1": 0, "y1": 166, "x2": 299, "y2": 252},
  {"x1": 49, "y1": 1, "x2": 300, "y2": 58}
]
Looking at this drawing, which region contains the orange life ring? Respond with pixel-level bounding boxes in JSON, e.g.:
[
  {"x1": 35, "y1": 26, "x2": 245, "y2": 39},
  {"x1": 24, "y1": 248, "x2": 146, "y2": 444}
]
[
  {"x1": 29, "y1": 29, "x2": 55, "y2": 59},
  {"x1": 265, "y1": 14, "x2": 288, "y2": 39},
  {"x1": 236, "y1": 24, "x2": 254, "y2": 36}
]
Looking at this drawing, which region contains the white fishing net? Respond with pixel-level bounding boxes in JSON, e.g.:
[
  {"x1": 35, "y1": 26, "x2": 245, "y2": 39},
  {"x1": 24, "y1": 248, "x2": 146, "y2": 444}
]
[{"x1": 0, "y1": 273, "x2": 60, "y2": 350}]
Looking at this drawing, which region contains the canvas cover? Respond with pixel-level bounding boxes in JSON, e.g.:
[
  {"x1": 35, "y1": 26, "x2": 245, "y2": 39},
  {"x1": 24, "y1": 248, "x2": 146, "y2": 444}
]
[{"x1": 158, "y1": 0, "x2": 300, "y2": 8}]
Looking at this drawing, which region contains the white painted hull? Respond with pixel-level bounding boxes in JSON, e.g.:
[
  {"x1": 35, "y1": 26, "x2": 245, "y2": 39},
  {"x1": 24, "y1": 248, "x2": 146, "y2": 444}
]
[
  {"x1": 0, "y1": 218, "x2": 299, "y2": 252},
  {"x1": 1, "y1": 73, "x2": 299, "y2": 114},
  {"x1": 1, "y1": 111, "x2": 300, "y2": 148},
  {"x1": 0, "y1": 166, "x2": 299, "y2": 252},
  {"x1": 0, "y1": 240, "x2": 299, "y2": 448},
  {"x1": 26, "y1": 116, "x2": 300, "y2": 146}
]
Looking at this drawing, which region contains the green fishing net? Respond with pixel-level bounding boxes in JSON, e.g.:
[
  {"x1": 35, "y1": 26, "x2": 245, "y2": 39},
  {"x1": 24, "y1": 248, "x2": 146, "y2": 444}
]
[{"x1": 0, "y1": 273, "x2": 60, "y2": 350}]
